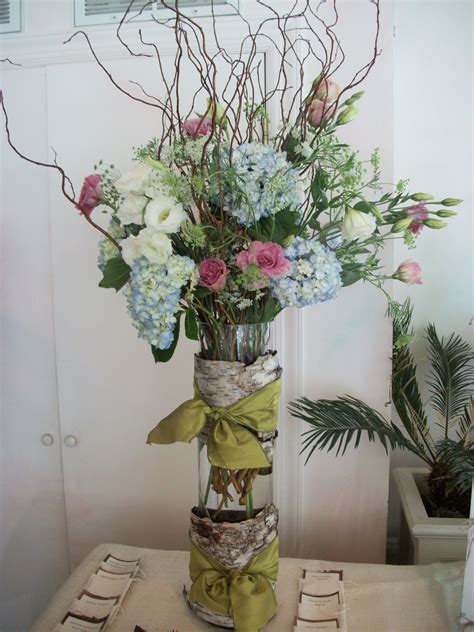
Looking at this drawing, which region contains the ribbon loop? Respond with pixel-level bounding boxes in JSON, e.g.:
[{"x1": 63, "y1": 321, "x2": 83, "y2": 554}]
[{"x1": 147, "y1": 379, "x2": 281, "y2": 470}]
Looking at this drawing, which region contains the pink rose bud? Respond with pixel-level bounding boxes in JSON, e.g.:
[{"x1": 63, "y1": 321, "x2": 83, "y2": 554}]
[
  {"x1": 406, "y1": 203, "x2": 429, "y2": 236},
  {"x1": 394, "y1": 260, "x2": 423, "y2": 285},
  {"x1": 236, "y1": 241, "x2": 290, "y2": 278},
  {"x1": 182, "y1": 117, "x2": 213, "y2": 138},
  {"x1": 77, "y1": 174, "x2": 102, "y2": 217},
  {"x1": 315, "y1": 77, "x2": 340, "y2": 101},
  {"x1": 307, "y1": 99, "x2": 336, "y2": 128},
  {"x1": 199, "y1": 258, "x2": 229, "y2": 292}
]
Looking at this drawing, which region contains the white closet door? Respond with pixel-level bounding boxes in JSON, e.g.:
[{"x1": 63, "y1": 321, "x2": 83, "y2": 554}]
[
  {"x1": 0, "y1": 67, "x2": 69, "y2": 631},
  {"x1": 46, "y1": 57, "x2": 199, "y2": 567}
]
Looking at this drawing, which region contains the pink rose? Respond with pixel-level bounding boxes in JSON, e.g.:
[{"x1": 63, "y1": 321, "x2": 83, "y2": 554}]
[
  {"x1": 182, "y1": 117, "x2": 213, "y2": 138},
  {"x1": 77, "y1": 174, "x2": 102, "y2": 217},
  {"x1": 315, "y1": 78, "x2": 340, "y2": 101},
  {"x1": 307, "y1": 99, "x2": 336, "y2": 128},
  {"x1": 236, "y1": 241, "x2": 290, "y2": 278},
  {"x1": 406, "y1": 203, "x2": 429, "y2": 236},
  {"x1": 394, "y1": 260, "x2": 423, "y2": 285},
  {"x1": 199, "y1": 258, "x2": 228, "y2": 292}
]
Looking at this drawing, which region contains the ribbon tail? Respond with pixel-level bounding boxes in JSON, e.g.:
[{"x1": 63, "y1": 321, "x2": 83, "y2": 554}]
[{"x1": 229, "y1": 575, "x2": 277, "y2": 632}]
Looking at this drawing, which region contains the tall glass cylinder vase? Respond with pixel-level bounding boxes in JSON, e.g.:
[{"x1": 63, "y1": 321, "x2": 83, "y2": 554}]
[{"x1": 186, "y1": 322, "x2": 281, "y2": 629}]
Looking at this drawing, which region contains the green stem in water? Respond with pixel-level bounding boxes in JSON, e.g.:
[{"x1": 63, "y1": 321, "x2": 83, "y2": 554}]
[{"x1": 246, "y1": 490, "x2": 254, "y2": 520}]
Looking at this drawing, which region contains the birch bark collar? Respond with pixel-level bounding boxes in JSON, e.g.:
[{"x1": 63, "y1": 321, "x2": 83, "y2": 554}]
[
  {"x1": 147, "y1": 378, "x2": 280, "y2": 469},
  {"x1": 189, "y1": 536, "x2": 279, "y2": 632}
]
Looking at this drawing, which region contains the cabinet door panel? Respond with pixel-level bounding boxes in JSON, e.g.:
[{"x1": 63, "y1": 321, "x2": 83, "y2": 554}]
[{"x1": 0, "y1": 67, "x2": 69, "y2": 630}]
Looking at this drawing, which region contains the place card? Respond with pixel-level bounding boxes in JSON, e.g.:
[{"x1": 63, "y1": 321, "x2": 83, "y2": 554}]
[
  {"x1": 303, "y1": 569, "x2": 343, "y2": 581},
  {"x1": 59, "y1": 613, "x2": 109, "y2": 631},
  {"x1": 69, "y1": 592, "x2": 120, "y2": 620},
  {"x1": 293, "y1": 618, "x2": 339, "y2": 630},
  {"x1": 85, "y1": 571, "x2": 132, "y2": 599},
  {"x1": 299, "y1": 591, "x2": 340, "y2": 608},
  {"x1": 100, "y1": 554, "x2": 140, "y2": 574}
]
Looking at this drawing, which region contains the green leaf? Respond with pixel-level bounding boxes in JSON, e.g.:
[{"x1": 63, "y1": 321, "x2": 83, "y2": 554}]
[
  {"x1": 185, "y1": 308, "x2": 199, "y2": 341},
  {"x1": 353, "y1": 199, "x2": 383, "y2": 222},
  {"x1": 289, "y1": 396, "x2": 426, "y2": 463},
  {"x1": 252, "y1": 208, "x2": 301, "y2": 245},
  {"x1": 151, "y1": 314, "x2": 182, "y2": 363},
  {"x1": 98, "y1": 257, "x2": 131, "y2": 292},
  {"x1": 426, "y1": 324, "x2": 474, "y2": 432},
  {"x1": 340, "y1": 262, "x2": 364, "y2": 286}
]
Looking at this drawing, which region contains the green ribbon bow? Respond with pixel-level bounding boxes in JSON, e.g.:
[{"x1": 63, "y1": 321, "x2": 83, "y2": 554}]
[
  {"x1": 189, "y1": 537, "x2": 279, "y2": 632},
  {"x1": 147, "y1": 378, "x2": 280, "y2": 470}
]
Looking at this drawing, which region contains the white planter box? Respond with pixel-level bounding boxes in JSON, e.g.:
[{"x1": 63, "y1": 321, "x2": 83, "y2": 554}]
[{"x1": 394, "y1": 467, "x2": 469, "y2": 565}]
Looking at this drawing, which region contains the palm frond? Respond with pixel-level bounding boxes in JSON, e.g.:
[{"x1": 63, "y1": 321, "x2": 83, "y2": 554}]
[
  {"x1": 437, "y1": 438, "x2": 474, "y2": 495},
  {"x1": 391, "y1": 300, "x2": 435, "y2": 461},
  {"x1": 456, "y1": 398, "x2": 473, "y2": 441},
  {"x1": 426, "y1": 324, "x2": 474, "y2": 435},
  {"x1": 289, "y1": 396, "x2": 430, "y2": 465}
]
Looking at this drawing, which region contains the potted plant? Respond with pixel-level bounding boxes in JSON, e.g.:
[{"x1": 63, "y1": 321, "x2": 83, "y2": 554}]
[{"x1": 289, "y1": 300, "x2": 474, "y2": 564}]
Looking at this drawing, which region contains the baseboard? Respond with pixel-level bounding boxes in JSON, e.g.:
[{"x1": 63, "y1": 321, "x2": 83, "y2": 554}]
[{"x1": 386, "y1": 536, "x2": 399, "y2": 564}]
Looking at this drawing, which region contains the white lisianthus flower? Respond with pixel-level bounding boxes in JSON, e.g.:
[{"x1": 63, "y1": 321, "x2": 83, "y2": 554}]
[
  {"x1": 117, "y1": 193, "x2": 147, "y2": 225},
  {"x1": 115, "y1": 163, "x2": 154, "y2": 195},
  {"x1": 145, "y1": 196, "x2": 187, "y2": 234},
  {"x1": 139, "y1": 228, "x2": 173, "y2": 264},
  {"x1": 121, "y1": 228, "x2": 172, "y2": 266},
  {"x1": 341, "y1": 207, "x2": 376, "y2": 241}
]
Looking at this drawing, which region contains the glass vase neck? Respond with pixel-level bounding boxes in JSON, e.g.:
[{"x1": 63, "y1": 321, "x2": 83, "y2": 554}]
[{"x1": 198, "y1": 322, "x2": 271, "y2": 365}]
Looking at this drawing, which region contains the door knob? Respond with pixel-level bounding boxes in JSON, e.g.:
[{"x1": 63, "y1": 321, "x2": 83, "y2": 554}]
[
  {"x1": 41, "y1": 433, "x2": 54, "y2": 446},
  {"x1": 64, "y1": 435, "x2": 78, "y2": 448}
]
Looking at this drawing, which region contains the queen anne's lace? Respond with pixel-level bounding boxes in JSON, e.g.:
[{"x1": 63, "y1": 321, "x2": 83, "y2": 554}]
[
  {"x1": 270, "y1": 237, "x2": 342, "y2": 308},
  {"x1": 125, "y1": 255, "x2": 197, "y2": 349},
  {"x1": 223, "y1": 142, "x2": 299, "y2": 224}
]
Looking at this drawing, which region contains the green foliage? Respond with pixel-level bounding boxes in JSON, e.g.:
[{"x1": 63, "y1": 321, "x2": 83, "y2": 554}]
[
  {"x1": 426, "y1": 325, "x2": 474, "y2": 434},
  {"x1": 185, "y1": 308, "x2": 199, "y2": 341},
  {"x1": 289, "y1": 396, "x2": 425, "y2": 464},
  {"x1": 98, "y1": 256, "x2": 131, "y2": 292},
  {"x1": 289, "y1": 299, "x2": 474, "y2": 512},
  {"x1": 151, "y1": 314, "x2": 181, "y2": 363}
]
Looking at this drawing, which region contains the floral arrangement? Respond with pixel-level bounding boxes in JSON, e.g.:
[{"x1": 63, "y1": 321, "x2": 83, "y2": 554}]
[
  {"x1": 0, "y1": 1, "x2": 460, "y2": 366},
  {"x1": 79, "y1": 102, "x2": 459, "y2": 361}
]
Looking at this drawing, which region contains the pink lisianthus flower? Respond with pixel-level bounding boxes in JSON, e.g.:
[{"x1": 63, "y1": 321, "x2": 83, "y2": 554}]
[
  {"x1": 182, "y1": 117, "x2": 213, "y2": 138},
  {"x1": 236, "y1": 241, "x2": 290, "y2": 278},
  {"x1": 314, "y1": 78, "x2": 340, "y2": 101},
  {"x1": 394, "y1": 260, "x2": 423, "y2": 285},
  {"x1": 307, "y1": 99, "x2": 336, "y2": 128},
  {"x1": 77, "y1": 174, "x2": 102, "y2": 217},
  {"x1": 406, "y1": 203, "x2": 429, "y2": 236},
  {"x1": 199, "y1": 258, "x2": 229, "y2": 292}
]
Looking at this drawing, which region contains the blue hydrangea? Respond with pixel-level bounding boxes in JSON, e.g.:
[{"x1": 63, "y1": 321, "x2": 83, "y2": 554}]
[
  {"x1": 223, "y1": 142, "x2": 299, "y2": 224},
  {"x1": 270, "y1": 237, "x2": 342, "y2": 308},
  {"x1": 125, "y1": 255, "x2": 197, "y2": 349}
]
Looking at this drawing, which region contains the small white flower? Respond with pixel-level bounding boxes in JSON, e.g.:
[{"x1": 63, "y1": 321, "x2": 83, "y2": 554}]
[
  {"x1": 145, "y1": 196, "x2": 187, "y2": 234},
  {"x1": 341, "y1": 207, "x2": 376, "y2": 241},
  {"x1": 117, "y1": 193, "x2": 147, "y2": 225},
  {"x1": 121, "y1": 228, "x2": 172, "y2": 266},
  {"x1": 115, "y1": 164, "x2": 154, "y2": 195}
]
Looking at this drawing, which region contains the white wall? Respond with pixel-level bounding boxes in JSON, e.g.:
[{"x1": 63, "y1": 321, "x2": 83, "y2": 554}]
[{"x1": 389, "y1": 0, "x2": 473, "y2": 541}]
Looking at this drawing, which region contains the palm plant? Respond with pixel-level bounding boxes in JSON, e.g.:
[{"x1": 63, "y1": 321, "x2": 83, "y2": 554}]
[{"x1": 289, "y1": 300, "x2": 474, "y2": 516}]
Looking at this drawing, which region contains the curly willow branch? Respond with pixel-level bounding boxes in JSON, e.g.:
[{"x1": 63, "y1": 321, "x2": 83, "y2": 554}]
[{"x1": 0, "y1": 91, "x2": 121, "y2": 251}]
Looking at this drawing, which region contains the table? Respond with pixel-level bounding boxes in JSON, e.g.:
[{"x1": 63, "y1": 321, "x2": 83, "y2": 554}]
[{"x1": 32, "y1": 543, "x2": 465, "y2": 632}]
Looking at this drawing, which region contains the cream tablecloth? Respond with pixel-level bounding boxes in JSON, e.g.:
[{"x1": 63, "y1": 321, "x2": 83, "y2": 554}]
[{"x1": 31, "y1": 543, "x2": 465, "y2": 632}]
